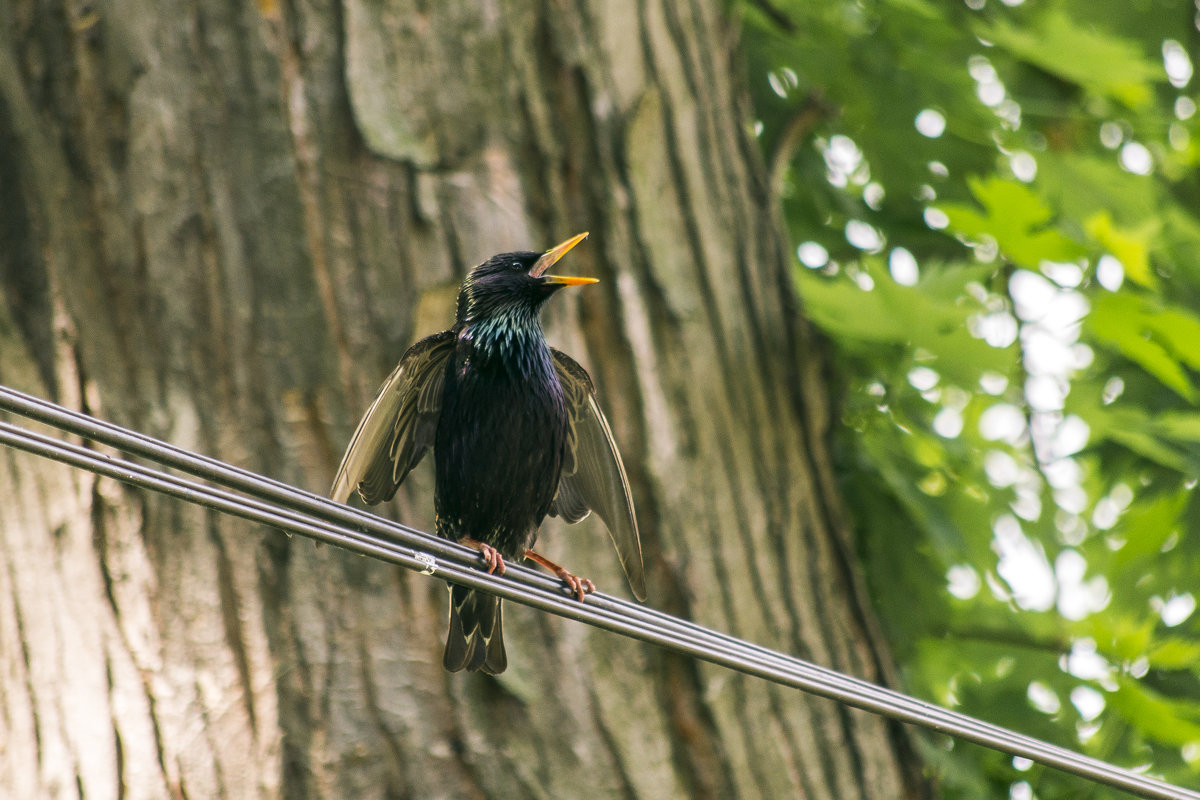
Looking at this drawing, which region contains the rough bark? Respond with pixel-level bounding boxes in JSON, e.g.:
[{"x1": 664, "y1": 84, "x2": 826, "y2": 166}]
[{"x1": 0, "y1": 1, "x2": 928, "y2": 798}]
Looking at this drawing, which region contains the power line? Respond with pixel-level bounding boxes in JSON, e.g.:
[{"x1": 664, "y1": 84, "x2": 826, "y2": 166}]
[{"x1": 0, "y1": 385, "x2": 1194, "y2": 800}]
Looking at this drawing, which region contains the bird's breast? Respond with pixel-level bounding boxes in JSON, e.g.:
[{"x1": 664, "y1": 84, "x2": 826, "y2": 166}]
[{"x1": 433, "y1": 338, "x2": 569, "y2": 554}]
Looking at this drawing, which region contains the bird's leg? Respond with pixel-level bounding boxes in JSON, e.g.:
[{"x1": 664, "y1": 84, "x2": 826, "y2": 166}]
[
  {"x1": 523, "y1": 549, "x2": 595, "y2": 602},
  {"x1": 459, "y1": 537, "x2": 506, "y2": 576}
]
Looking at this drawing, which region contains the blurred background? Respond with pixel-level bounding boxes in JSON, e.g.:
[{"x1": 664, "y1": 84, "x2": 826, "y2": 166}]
[{"x1": 0, "y1": 1, "x2": 1196, "y2": 798}]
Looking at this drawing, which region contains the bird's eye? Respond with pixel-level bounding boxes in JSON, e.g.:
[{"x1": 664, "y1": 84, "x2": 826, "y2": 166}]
[{"x1": 511, "y1": 261, "x2": 522, "y2": 271}]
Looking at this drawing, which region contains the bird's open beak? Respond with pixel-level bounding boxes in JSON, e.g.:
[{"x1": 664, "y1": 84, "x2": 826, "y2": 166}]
[
  {"x1": 541, "y1": 274, "x2": 599, "y2": 286},
  {"x1": 532, "y1": 232, "x2": 596, "y2": 285}
]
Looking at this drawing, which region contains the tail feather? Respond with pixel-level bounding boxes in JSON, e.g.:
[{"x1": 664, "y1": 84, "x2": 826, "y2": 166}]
[{"x1": 444, "y1": 586, "x2": 506, "y2": 675}]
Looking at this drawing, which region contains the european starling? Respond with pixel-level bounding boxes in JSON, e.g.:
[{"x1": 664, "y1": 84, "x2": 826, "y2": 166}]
[{"x1": 330, "y1": 233, "x2": 646, "y2": 675}]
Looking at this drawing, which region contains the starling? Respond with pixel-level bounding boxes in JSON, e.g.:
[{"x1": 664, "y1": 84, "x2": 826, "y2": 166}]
[{"x1": 330, "y1": 233, "x2": 646, "y2": 675}]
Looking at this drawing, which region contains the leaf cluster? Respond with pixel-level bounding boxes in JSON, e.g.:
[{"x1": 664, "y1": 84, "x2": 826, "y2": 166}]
[{"x1": 743, "y1": 0, "x2": 1200, "y2": 795}]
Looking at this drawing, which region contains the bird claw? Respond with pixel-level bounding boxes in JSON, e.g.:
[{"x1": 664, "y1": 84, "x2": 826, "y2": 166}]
[
  {"x1": 522, "y1": 549, "x2": 594, "y2": 602},
  {"x1": 480, "y1": 544, "x2": 506, "y2": 576},
  {"x1": 558, "y1": 571, "x2": 595, "y2": 602},
  {"x1": 461, "y1": 538, "x2": 506, "y2": 576}
]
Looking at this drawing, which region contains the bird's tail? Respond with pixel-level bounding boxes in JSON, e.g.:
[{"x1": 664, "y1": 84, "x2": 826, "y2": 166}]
[{"x1": 444, "y1": 586, "x2": 507, "y2": 675}]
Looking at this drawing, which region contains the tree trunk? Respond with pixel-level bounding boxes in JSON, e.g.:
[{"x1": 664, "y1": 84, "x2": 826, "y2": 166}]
[{"x1": 0, "y1": 1, "x2": 927, "y2": 798}]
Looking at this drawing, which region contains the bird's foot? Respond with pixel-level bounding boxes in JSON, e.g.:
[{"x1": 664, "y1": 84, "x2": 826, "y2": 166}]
[
  {"x1": 524, "y1": 549, "x2": 595, "y2": 602},
  {"x1": 460, "y1": 538, "x2": 506, "y2": 576}
]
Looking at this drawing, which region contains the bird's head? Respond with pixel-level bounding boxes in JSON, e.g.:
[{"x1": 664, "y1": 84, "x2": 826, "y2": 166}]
[{"x1": 456, "y1": 233, "x2": 596, "y2": 329}]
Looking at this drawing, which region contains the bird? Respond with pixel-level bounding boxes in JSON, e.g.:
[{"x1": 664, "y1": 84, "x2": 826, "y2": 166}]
[{"x1": 329, "y1": 232, "x2": 646, "y2": 675}]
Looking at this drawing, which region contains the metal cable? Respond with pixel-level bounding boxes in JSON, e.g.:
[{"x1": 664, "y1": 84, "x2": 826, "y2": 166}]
[{"x1": 0, "y1": 386, "x2": 1194, "y2": 800}]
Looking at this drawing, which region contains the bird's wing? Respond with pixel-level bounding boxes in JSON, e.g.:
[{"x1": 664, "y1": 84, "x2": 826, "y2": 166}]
[
  {"x1": 329, "y1": 330, "x2": 456, "y2": 504},
  {"x1": 549, "y1": 350, "x2": 647, "y2": 601}
]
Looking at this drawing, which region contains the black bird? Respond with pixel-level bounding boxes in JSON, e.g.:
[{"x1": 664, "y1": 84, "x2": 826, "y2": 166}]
[{"x1": 330, "y1": 233, "x2": 646, "y2": 675}]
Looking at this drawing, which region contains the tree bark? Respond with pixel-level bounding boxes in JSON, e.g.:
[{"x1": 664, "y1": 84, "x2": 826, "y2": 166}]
[{"x1": 0, "y1": 1, "x2": 927, "y2": 798}]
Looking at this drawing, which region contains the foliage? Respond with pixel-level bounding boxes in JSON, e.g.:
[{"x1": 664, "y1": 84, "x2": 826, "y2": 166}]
[{"x1": 743, "y1": 0, "x2": 1200, "y2": 796}]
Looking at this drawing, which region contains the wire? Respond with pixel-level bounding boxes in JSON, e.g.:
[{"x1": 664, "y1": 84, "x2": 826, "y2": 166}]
[{"x1": 0, "y1": 385, "x2": 1194, "y2": 800}]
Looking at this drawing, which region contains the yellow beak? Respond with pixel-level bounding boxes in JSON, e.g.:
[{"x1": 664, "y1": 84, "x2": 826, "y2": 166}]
[
  {"x1": 531, "y1": 232, "x2": 592, "y2": 280},
  {"x1": 541, "y1": 274, "x2": 599, "y2": 286}
]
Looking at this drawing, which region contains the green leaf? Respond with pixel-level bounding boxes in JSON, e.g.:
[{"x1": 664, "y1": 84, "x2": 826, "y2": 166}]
[
  {"x1": 793, "y1": 269, "x2": 908, "y2": 343},
  {"x1": 880, "y1": 0, "x2": 942, "y2": 21},
  {"x1": 1147, "y1": 638, "x2": 1200, "y2": 670},
  {"x1": 794, "y1": 263, "x2": 1013, "y2": 386},
  {"x1": 1112, "y1": 490, "x2": 1189, "y2": 568},
  {"x1": 1090, "y1": 614, "x2": 1156, "y2": 662},
  {"x1": 1088, "y1": 293, "x2": 1198, "y2": 403},
  {"x1": 937, "y1": 177, "x2": 1084, "y2": 268},
  {"x1": 984, "y1": 9, "x2": 1163, "y2": 109},
  {"x1": 1080, "y1": 405, "x2": 1189, "y2": 471},
  {"x1": 1086, "y1": 210, "x2": 1160, "y2": 289},
  {"x1": 1157, "y1": 412, "x2": 1200, "y2": 443},
  {"x1": 1108, "y1": 678, "x2": 1200, "y2": 748},
  {"x1": 1149, "y1": 308, "x2": 1200, "y2": 373},
  {"x1": 1107, "y1": 427, "x2": 1189, "y2": 471}
]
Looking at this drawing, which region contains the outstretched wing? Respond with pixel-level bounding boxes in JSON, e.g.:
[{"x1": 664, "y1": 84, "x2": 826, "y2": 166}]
[
  {"x1": 329, "y1": 330, "x2": 456, "y2": 504},
  {"x1": 549, "y1": 350, "x2": 647, "y2": 601}
]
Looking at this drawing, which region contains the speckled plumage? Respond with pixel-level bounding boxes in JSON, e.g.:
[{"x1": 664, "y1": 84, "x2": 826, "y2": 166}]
[
  {"x1": 435, "y1": 305, "x2": 567, "y2": 557},
  {"x1": 330, "y1": 234, "x2": 646, "y2": 675}
]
